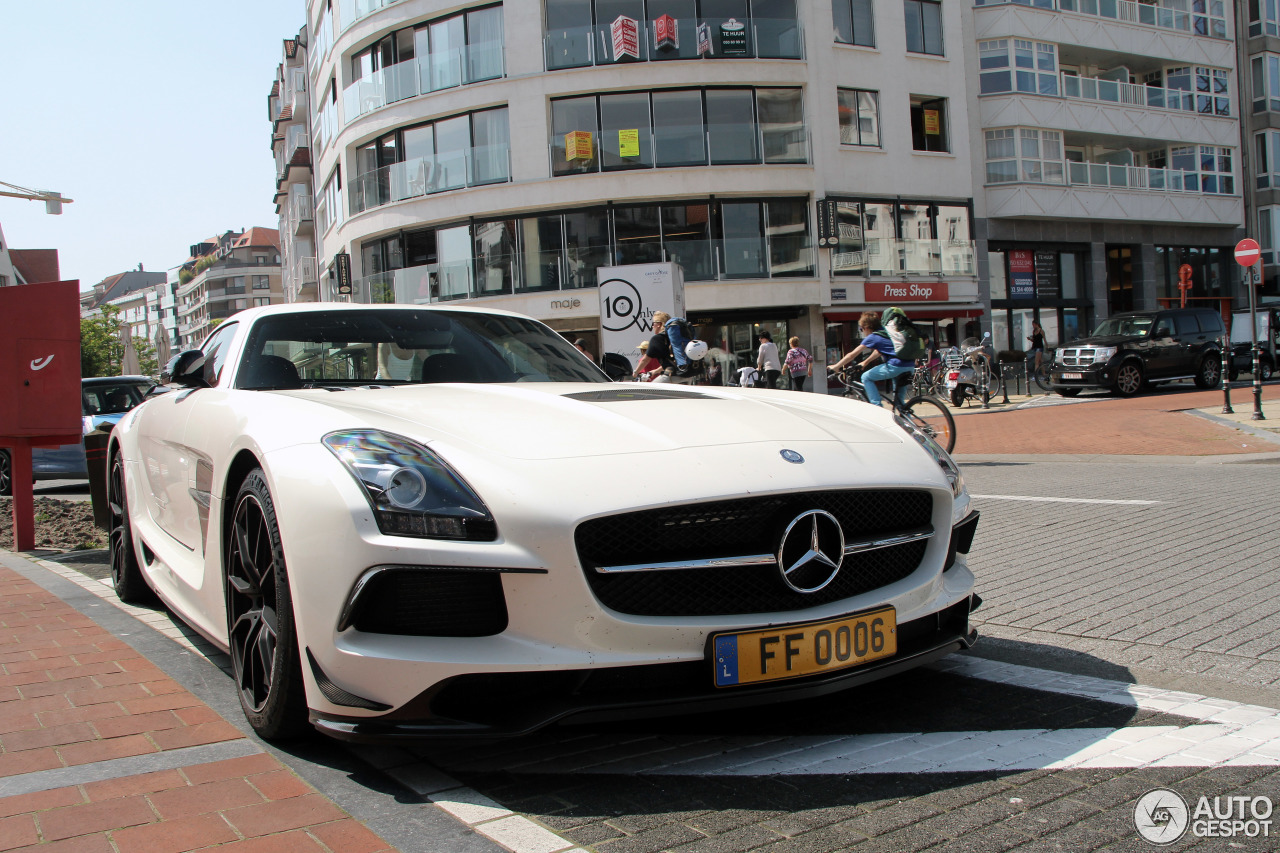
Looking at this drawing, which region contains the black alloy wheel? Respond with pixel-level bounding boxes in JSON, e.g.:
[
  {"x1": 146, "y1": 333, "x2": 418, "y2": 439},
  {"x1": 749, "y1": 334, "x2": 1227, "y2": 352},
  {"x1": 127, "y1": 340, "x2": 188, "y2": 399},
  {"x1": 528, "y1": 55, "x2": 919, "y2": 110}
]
[
  {"x1": 108, "y1": 454, "x2": 153, "y2": 603},
  {"x1": 1194, "y1": 354, "x2": 1221, "y2": 389},
  {"x1": 225, "y1": 469, "x2": 309, "y2": 740},
  {"x1": 0, "y1": 450, "x2": 10, "y2": 497},
  {"x1": 1114, "y1": 362, "x2": 1143, "y2": 397}
]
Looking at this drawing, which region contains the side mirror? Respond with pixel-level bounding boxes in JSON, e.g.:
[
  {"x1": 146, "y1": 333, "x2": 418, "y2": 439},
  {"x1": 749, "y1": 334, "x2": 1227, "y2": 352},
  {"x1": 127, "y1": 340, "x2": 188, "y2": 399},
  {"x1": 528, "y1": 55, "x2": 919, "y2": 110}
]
[{"x1": 162, "y1": 350, "x2": 209, "y2": 388}]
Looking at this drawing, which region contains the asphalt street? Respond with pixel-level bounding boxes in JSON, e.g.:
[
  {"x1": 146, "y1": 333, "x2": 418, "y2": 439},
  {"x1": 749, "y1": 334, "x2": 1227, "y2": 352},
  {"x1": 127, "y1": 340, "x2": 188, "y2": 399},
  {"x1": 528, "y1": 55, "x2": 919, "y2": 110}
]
[{"x1": 19, "y1": 452, "x2": 1280, "y2": 852}]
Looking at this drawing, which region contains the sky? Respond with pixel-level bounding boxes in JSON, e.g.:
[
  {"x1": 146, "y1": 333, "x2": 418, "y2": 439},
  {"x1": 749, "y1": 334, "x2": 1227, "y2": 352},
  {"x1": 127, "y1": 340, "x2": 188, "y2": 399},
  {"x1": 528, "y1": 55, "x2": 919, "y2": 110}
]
[{"x1": 2, "y1": 1, "x2": 308, "y2": 291}]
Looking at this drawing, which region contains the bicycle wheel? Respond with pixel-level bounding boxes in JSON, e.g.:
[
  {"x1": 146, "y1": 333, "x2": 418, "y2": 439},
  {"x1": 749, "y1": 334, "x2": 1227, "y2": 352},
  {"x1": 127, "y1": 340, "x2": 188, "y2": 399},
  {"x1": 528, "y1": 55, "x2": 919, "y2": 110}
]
[
  {"x1": 902, "y1": 395, "x2": 956, "y2": 454},
  {"x1": 1033, "y1": 361, "x2": 1051, "y2": 392}
]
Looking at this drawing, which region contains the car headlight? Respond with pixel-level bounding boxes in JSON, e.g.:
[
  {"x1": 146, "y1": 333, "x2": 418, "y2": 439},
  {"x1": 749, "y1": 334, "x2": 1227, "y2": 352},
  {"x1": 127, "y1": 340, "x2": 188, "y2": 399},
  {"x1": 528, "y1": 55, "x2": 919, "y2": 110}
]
[
  {"x1": 323, "y1": 430, "x2": 496, "y2": 541},
  {"x1": 1092, "y1": 346, "x2": 1117, "y2": 363},
  {"x1": 894, "y1": 413, "x2": 965, "y2": 498}
]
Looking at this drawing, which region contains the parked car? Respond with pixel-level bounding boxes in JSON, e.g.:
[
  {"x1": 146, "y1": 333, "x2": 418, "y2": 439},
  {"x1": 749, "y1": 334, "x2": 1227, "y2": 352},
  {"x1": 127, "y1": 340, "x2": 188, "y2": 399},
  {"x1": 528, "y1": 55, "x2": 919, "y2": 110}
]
[
  {"x1": 1227, "y1": 307, "x2": 1279, "y2": 381},
  {"x1": 1050, "y1": 308, "x2": 1225, "y2": 397},
  {"x1": 106, "y1": 304, "x2": 979, "y2": 741},
  {"x1": 0, "y1": 376, "x2": 155, "y2": 496}
]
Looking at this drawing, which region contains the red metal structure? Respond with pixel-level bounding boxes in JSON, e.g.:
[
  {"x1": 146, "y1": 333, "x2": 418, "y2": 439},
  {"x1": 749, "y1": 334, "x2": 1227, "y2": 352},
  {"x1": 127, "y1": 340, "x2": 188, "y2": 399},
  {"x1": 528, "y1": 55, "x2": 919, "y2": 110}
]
[{"x1": 0, "y1": 280, "x2": 82, "y2": 551}]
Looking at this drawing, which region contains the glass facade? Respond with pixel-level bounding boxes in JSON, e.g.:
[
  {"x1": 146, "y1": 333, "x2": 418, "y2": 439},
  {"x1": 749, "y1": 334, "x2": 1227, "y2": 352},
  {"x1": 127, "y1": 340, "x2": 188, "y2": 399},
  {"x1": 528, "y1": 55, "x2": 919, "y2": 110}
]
[{"x1": 829, "y1": 198, "x2": 974, "y2": 276}]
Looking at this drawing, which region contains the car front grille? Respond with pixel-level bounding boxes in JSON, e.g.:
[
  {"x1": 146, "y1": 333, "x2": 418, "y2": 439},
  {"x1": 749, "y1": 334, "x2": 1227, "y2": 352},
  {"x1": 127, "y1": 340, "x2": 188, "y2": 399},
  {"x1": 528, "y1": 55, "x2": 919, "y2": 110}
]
[
  {"x1": 1057, "y1": 348, "x2": 1098, "y2": 369},
  {"x1": 576, "y1": 490, "x2": 934, "y2": 617}
]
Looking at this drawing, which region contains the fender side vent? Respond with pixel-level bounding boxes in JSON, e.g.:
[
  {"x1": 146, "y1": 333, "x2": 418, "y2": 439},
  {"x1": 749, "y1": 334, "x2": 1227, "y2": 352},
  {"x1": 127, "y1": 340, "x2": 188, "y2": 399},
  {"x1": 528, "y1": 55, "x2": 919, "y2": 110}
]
[{"x1": 306, "y1": 649, "x2": 392, "y2": 711}]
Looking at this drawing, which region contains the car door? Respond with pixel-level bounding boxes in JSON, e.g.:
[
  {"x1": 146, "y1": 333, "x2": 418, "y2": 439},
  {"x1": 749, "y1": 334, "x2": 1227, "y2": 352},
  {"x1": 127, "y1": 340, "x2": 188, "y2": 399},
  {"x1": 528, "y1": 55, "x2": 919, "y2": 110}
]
[{"x1": 1145, "y1": 315, "x2": 1180, "y2": 379}]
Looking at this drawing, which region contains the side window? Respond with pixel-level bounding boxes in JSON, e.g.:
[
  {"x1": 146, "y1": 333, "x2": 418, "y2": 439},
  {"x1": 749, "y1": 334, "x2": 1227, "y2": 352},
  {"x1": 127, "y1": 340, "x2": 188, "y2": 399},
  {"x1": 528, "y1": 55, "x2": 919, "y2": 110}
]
[
  {"x1": 1175, "y1": 314, "x2": 1200, "y2": 336},
  {"x1": 201, "y1": 322, "x2": 240, "y2": 386},
  {"x1": 1153, "y1": 318, "x2": 1175, "y2": 337},
  {"x1": 1198, "y1": 311, "x2": 1224, "y2": 334}
]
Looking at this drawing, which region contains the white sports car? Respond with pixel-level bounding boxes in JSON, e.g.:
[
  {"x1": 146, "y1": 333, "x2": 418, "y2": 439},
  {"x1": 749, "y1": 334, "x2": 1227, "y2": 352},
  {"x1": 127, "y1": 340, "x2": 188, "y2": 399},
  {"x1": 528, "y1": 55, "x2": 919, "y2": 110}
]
[{"x1": 107, "y1": 303, "x2": 980, "y2": 741}]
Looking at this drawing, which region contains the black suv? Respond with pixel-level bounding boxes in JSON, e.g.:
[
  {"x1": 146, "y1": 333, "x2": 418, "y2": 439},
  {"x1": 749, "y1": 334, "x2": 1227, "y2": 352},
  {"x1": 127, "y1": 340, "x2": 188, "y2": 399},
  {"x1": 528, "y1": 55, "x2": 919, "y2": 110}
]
[{"x1": 1050, "y1": 308, "x2": 1225, "y2": 397}]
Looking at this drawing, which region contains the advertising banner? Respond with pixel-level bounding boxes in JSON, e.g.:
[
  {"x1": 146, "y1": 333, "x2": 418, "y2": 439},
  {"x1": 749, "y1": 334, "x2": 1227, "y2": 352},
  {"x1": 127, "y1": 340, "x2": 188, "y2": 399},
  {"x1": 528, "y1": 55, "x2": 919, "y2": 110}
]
[
  {"x1": 719, "y1": 18, "x2": 747, "y2": 55},
  {"x1": 1034, "y1": 250, "x2": 1059, "y2": 298},
  {"x1": 565, "y1": 130, "x2": 593, "y2": 161},
  {"x1": 924, "y1": 109, "x2": 940, "y2": 135},
  {"x1": 696, "y1": 22, "x2": 712, "y2": 55},
  {"x1": 611, "y1": 15, "x2": 640, "y2": 59},
  {"x1": 597, "y1": 263, "x2": 686, "y2": 370},
  {"x1": 1008, "y1": 249, "x2": 1035, "y2": 299},
  {"x1": 654, "y1": 14, "x2": 679, "y2": 49},
  {"x1": 618, "y1": 129, "x2": 640, "y2": 157}
]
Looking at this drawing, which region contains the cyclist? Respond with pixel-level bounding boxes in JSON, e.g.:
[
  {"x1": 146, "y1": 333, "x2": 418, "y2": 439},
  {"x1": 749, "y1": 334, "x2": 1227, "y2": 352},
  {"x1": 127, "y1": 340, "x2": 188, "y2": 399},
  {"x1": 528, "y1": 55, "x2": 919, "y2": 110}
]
[{"x1": 828, "y1": 311, "x2": 915, "y2": 408}]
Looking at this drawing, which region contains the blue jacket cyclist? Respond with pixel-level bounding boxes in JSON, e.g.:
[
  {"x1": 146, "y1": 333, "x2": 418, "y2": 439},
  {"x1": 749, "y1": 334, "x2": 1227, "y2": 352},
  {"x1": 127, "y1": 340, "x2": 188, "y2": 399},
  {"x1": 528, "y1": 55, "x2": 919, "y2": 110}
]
[{"x1": 828, "y1": 311, "x2": 914, "y2": 408}]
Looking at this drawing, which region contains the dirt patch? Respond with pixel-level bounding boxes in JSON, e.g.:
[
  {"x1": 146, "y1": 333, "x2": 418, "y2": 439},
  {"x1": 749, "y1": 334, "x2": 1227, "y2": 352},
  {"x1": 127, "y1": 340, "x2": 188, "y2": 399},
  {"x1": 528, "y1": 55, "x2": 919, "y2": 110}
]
[{"x1": 0, "y1": 498, "x2": 107, "y2": 551}]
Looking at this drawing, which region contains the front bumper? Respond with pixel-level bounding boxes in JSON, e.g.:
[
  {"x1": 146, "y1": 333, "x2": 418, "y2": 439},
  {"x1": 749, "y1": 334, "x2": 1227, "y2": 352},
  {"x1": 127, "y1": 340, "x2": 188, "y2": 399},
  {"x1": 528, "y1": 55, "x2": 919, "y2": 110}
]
[
  {"x1": 1050, "y1": 360, "x2": 1117, "y2": 392},
  {"x1": 310, "y1": 595, "x2": 980, "y2": 740}
]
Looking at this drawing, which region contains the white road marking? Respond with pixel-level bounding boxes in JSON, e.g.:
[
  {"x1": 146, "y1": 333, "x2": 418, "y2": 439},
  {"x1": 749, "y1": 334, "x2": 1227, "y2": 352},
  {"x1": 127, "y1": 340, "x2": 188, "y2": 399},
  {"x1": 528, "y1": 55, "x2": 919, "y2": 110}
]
[{"x1": 971, "y1": 494, "x2": 1161, "y2": 505}]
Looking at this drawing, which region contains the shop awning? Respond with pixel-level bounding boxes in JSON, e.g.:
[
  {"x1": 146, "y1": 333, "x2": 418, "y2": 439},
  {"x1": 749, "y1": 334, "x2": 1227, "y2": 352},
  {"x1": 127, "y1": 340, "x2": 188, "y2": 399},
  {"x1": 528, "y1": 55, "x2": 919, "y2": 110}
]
[{"x1": 824, "y1": 307, "x2": 984, "y2": 322}]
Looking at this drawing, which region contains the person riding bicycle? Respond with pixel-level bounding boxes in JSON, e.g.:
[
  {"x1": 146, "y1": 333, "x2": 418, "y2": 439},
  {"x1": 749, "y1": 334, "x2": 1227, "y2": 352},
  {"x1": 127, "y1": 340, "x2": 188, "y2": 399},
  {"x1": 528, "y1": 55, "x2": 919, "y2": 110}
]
[{"x1": 828, "y1": 311, "x2": 915, "y2": 408}]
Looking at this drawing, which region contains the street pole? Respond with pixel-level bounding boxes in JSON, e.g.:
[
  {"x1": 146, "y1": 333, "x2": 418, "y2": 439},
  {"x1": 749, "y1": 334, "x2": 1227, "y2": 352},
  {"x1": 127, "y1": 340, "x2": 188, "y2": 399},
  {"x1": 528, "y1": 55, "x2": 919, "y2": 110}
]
[
  {"x1": 1250, "y1": 261, "x2": 1265, "y2": 420},
  {"x1": 1222, "y1": 333, "x2": 1233, "y2": 414}
]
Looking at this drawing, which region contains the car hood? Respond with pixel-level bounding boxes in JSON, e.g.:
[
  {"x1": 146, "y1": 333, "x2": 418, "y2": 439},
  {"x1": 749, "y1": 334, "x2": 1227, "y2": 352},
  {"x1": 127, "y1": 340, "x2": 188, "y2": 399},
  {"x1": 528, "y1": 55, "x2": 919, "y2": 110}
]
[
  {"x1": 1064, "y1": 334, "x2": 1142, "y2": 348},
  {"x1": 278, "y1": 383, "x2": 902, "y2": 461}
]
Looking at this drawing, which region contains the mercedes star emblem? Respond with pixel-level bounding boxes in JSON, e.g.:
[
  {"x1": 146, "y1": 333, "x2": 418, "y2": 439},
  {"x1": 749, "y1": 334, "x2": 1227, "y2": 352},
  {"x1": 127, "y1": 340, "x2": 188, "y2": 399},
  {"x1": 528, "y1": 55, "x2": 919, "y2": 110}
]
[
  {"x1": 780, "y1": 449, "x2": 804, "y2": 463},
  {"x1": 776, "y1": 510, "x2": 845, "y2": 593}
]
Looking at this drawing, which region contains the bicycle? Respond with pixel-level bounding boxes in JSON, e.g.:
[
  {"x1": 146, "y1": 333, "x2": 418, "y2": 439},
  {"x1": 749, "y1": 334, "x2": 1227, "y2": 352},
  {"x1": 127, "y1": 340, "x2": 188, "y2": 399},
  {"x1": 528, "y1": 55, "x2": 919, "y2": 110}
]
[
  {"x1": 911, "y1": 359, "x2": 946, "y2": 397},
  {"x1": 833, "y1": 366, "x2": 956, "y2": 453},
  {"x1": 1028, "y1": 349, "x2": 1053, "y2": 393}
]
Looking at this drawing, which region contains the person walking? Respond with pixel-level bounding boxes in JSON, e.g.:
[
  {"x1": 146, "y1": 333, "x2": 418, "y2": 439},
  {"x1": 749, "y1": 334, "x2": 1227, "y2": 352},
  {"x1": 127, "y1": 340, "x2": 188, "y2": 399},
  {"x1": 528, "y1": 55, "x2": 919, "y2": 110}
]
[
  {"x1": 756, "y1": 330, "x2": 782, "y2": 389},
  {"x1": 783, "y1": 336, "x2": 813, "y2": 391},
  {"x1": 1027, "y1": 321, "x2": 1046, "y2": 373}
]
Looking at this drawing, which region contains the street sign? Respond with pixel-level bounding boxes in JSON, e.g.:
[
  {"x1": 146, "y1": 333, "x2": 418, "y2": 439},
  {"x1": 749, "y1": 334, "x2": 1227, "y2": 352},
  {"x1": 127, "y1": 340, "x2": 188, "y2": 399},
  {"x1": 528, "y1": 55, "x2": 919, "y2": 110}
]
[{"x1": 1234, "y1": 238, "x2": 1261, "y2": 267}]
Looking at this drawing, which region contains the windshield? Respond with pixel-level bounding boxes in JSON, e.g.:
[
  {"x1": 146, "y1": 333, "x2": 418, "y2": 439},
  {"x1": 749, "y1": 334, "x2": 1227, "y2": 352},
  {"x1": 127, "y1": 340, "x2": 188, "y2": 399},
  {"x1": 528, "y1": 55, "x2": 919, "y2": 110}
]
[
  {"x1": 83, "y1": 381, "x2": 154, "y2": 415},
  {"x1": 236, "y1": 309, "x2": 609, "y2": 389},
  {"x1": 1091, "y1": 316, "x2": 1154, "y2": 337}
]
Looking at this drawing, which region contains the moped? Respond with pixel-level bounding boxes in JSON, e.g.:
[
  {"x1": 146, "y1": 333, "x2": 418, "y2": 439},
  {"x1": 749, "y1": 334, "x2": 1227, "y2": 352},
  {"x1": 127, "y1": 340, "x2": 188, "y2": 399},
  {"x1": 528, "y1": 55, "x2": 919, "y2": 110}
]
[{"x1": 942, "y1": 332, "x2": 993, "y2": 407}]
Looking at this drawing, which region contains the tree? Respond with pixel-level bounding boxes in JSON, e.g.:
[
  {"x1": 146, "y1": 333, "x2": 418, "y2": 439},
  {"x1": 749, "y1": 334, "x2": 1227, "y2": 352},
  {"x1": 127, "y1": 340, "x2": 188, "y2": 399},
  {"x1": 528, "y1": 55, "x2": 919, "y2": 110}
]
[
  {"x1": 81, "y1": 306, "x2": 124, "y2": 377},
  {"x1": 80, "y1": 306, "x2": 159, "y2": 377}
]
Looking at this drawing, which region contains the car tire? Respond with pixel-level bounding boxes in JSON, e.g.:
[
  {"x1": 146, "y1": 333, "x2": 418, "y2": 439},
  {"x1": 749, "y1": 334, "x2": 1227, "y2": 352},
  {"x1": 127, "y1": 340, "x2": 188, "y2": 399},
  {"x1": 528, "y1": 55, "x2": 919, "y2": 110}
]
[
  {"x1": 1057, "y1": 388, "x2": 1081, "y2": 398},
  {"x1": 1262, "y1": 359, "x2": 1275, "y2": 382},
  {"x1": 225, "y1": 469, "x2": 310, "y2": 741},
  {"x1": 1194, "y1": 354, "x2": 1221, "y2": 389},
  {"x1": 108, "y1": 453, "x2": 155, "y2": 604},
  {"x1": 1113, "y1": 362, "x2": 1144, "y2": 397},
  {"x1": 0, "y1": 450, "x2": 10, "y2": 497}
]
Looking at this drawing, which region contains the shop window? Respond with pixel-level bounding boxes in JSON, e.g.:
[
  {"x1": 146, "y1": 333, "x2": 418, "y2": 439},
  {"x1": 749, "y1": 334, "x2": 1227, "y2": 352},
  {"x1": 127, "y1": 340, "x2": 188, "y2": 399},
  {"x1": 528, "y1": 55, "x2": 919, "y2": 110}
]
[
  {"x1": 910, "y1": 96, "x2": 948, "y2": 152},
  {"x1": 837, "y1": 88, "x2": 880, "y2": 146},
  {"x1": 614, "y1": 205, "x2": 664, "y2": 265},
  {"x1": 904, "y1": 0, "x2": 943, "y2": 55},
  {"x1": 833, "y1": 0, "x2": 875, "y2": 46},
  {"x1": 562, "y1": 208, "x2": 611, "y2": 288}
]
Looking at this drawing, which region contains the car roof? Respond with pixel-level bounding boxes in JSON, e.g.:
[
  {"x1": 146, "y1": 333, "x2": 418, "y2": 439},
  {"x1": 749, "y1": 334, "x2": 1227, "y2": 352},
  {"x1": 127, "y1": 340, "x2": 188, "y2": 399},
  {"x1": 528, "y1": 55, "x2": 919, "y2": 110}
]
[{"x1": 82, "y1": 376, "x2": 154, "y2": 387}]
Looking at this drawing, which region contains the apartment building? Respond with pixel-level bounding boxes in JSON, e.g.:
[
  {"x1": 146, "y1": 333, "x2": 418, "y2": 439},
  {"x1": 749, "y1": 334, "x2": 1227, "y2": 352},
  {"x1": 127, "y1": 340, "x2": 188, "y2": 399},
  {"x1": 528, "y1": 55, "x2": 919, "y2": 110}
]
[
  {"x1": 272, "y1": 36, "x2": 320, "y2": 303},
  {"x1": 174, "y1": 229, "x2": 285, "y2": 349},
  {"x1": 296, "y1": 0, "x2": 984, "y2": 382},
  {"x1": 965, "y1": 0, "x2": 1246, "y2": 353},
  {"x1": 1240, "y1": 0, "x2": 1280, "y2": 301}
]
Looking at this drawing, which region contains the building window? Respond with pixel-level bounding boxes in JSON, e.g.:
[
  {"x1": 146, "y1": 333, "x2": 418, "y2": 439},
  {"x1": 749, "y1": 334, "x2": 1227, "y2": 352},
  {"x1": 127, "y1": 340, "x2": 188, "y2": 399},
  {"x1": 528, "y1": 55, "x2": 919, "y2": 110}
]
[
  {"x1": 551, "y1": 88, "x2": 805, "y2": 175},
  {"x1": 909, "y1": 96, "x2": 948, "y2": 152},
  {"x1": 832, "y1": 0, "x2": 874, "y2": 46},
  {"x1": 903, "y1": 0, "x2": 942, "y2": 55},
  {"x1": 1253, "y1": 54, "x2": 1280, "y2": 113},
  {"x1": 1250, "y1": 0, "x2": 1280, "y2": 36},
  {"x1": 254, "y1": 297, "x2": 272, "y2": 307},
  {"x1": 837, "y1": 88, "x2": 880, "y2": 146},
  {"x1": 1192, "y1": 0, "x2": 1226, "y2": 38},
  {"x1": 978, "y1": 39, "x2": 1057, "y2": 95},
  {"x1": 829, "y1": 198, "x2": 973, "y2": 276},
  {"x1": 253, "y1": 275, "x2": 270, "y2": 290},
  {"x1": 1256, "y1": 130, "x2": 1280, "y2": 189},
  {"x1": 984, "y1": 127, "x2": 1064, "y2": 184}
]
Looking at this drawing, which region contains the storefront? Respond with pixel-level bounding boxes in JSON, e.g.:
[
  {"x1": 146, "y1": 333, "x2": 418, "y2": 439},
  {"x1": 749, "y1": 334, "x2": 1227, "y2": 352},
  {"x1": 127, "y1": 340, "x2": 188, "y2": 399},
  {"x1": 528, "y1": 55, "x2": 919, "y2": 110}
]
[
  {"x1": 987, "y1": 245, "x2": 1093, "y2": 354},
  {"x1": 823, "y1": 278, "x2": 984, "y2": 364}
]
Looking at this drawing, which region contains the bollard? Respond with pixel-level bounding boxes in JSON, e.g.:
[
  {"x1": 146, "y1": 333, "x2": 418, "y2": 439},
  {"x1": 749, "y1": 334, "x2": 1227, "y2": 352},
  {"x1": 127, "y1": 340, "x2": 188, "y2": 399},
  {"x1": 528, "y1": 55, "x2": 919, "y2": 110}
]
[
  {"x1": 1001, "y1": 365, "x2": 1011, "y2": 404},
  {"x1": 1254, "y1": 346, "x2": 1266, "y2": 421},
  {"x1": 1221, "y1": 336, "x2": 1233, "y2": 414}
]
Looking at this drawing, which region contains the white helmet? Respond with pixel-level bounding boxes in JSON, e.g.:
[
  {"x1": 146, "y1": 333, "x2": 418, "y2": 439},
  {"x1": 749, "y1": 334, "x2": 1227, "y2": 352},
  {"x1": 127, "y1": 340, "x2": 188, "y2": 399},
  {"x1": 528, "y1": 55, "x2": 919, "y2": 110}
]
[{"x1": 685, "y1": 339, "x2": 709, "y2": 361}]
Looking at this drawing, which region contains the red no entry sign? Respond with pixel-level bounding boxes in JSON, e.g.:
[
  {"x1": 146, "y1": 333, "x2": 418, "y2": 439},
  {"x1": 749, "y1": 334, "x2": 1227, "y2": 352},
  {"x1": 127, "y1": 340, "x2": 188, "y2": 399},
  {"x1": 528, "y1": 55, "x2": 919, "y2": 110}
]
[{"x1": 1235, "y1": 238, "x2": 1261, "y2": 267}]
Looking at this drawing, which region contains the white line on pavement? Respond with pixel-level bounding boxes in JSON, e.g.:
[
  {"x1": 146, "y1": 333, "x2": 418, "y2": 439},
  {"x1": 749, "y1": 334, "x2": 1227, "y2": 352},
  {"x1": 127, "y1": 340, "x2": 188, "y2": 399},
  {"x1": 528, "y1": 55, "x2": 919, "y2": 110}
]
[{"x1": 971, "y1": 495, "x2": 1161, "y2": 505}]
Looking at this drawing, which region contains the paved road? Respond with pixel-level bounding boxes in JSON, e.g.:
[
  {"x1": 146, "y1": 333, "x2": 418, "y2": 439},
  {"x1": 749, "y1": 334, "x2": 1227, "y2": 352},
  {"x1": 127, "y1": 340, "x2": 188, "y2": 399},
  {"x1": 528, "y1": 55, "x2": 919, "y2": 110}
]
[{"x1": 25, "y1": 450, "x2": 1280, "y2": 852}]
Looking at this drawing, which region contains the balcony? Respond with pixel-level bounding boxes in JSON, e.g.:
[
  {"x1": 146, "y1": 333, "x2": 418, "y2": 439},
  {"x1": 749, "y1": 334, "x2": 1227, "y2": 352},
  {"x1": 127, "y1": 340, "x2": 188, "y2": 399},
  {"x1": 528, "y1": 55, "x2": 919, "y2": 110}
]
[
  {"x1": 545, "y1": 17, "x2": 804, "y2": 69},
  {"x1": 973, "y1": 0, "x2": 1227, "y2": 38},
  {"x1": 343, "y1": 44, "x2": 505, "y2": 124},
  {"x1": 294, "y1": 256, "x2": 317, "y2": 285},
  {"x1": 1061, "y1": 74, "x2": 1230, "y2": 116},
  {"x1": 290, "y1": 194, "x2": 314, "y2": 233},
  {"x1": 348, "y1": 145, "x2": 511, "y2": 215},
  {"x1": 288, "y1": 68, "x2": 308, "y2": 115},
  {"x1": 285, "y1": 124, "x2": 309, "y2": 164}
]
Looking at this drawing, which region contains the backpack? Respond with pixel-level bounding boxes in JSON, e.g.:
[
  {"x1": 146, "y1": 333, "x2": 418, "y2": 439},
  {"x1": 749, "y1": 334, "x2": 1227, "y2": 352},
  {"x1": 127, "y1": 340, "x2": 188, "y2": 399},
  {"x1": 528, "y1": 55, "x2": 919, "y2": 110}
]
[
  {"x1": 665, "y1": 317, "x2": 697, "y2": 370},
  {"x1": 881, "y1": 307, "x2": 926, "y2": 361}
]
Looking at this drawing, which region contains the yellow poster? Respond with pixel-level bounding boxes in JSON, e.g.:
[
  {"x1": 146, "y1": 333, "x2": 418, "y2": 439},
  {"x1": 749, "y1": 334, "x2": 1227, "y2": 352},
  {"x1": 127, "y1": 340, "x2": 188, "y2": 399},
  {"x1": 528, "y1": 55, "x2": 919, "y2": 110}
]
[
  {"x1": 619, "y1": 129, "x2": 639, "y2": 157},
  {"x1": 565, "y1": 130, "x2": 594, "y2": 161},
  {"x1": 924, "y1": 109, "x2": 940, "y2": 135}
]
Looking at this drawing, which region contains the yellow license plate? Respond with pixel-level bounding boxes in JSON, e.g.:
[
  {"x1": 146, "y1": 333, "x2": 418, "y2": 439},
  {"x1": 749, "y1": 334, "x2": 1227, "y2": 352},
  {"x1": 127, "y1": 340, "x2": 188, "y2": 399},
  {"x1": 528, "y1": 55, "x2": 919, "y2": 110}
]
[{"x1": 711, "y1": 608, "x2": 897, "y2": 687}]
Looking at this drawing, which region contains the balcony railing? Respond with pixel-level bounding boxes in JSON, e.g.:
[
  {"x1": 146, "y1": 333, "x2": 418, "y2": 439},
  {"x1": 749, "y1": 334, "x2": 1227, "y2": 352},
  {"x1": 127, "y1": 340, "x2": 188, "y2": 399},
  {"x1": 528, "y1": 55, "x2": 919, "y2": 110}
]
[
  {"x1": 348, "y1": 144, "x2": 512, "y2": 215},
  {"x1": 337, "y1": 0, "x2": 406, "y2": 33},
  {"x1": 285, "y1": 124, "x2": 309, "y2": 163},
  {"x1": 1061, "y1": 74, "x2": 1230, "y2": 115},
  {"x1": 974, "y1": 0, "x2": 1227, "y2": 38},
  {"x1": 343, "y1": 43, "x2": 505, "y2": 123},
  {"x1": 987, "y1": 160, "x2": 1236, "y2": 194},
  {"x1": 549, "y1": 125, "x2": 811, "y2": 175},
  {"x1": 545, "y1": 17, "x2": 804, "y2": 69},
  {"x1": 295, "y1": 256, "x2": 317, "y2": 285},
  {"x1": 288, "y1": 68, "x2": 308, "y2": 115},
  {"x1": 831, "y1": 239, "x2": 977, "y2": 276},
  {"x1": 291, "y1": 194, "x2": 313, "y2": 224}
]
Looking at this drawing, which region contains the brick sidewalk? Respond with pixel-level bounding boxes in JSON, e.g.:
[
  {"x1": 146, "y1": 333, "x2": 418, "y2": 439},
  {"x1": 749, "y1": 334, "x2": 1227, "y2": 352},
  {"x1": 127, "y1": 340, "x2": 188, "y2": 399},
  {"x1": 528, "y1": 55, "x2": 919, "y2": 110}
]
[
  {"x1": 0, "y1": 564, "x2": 397, "y2": 853},
  {"x1": 950, "y1": 384, "x2": 1280, "y2": 456}
]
